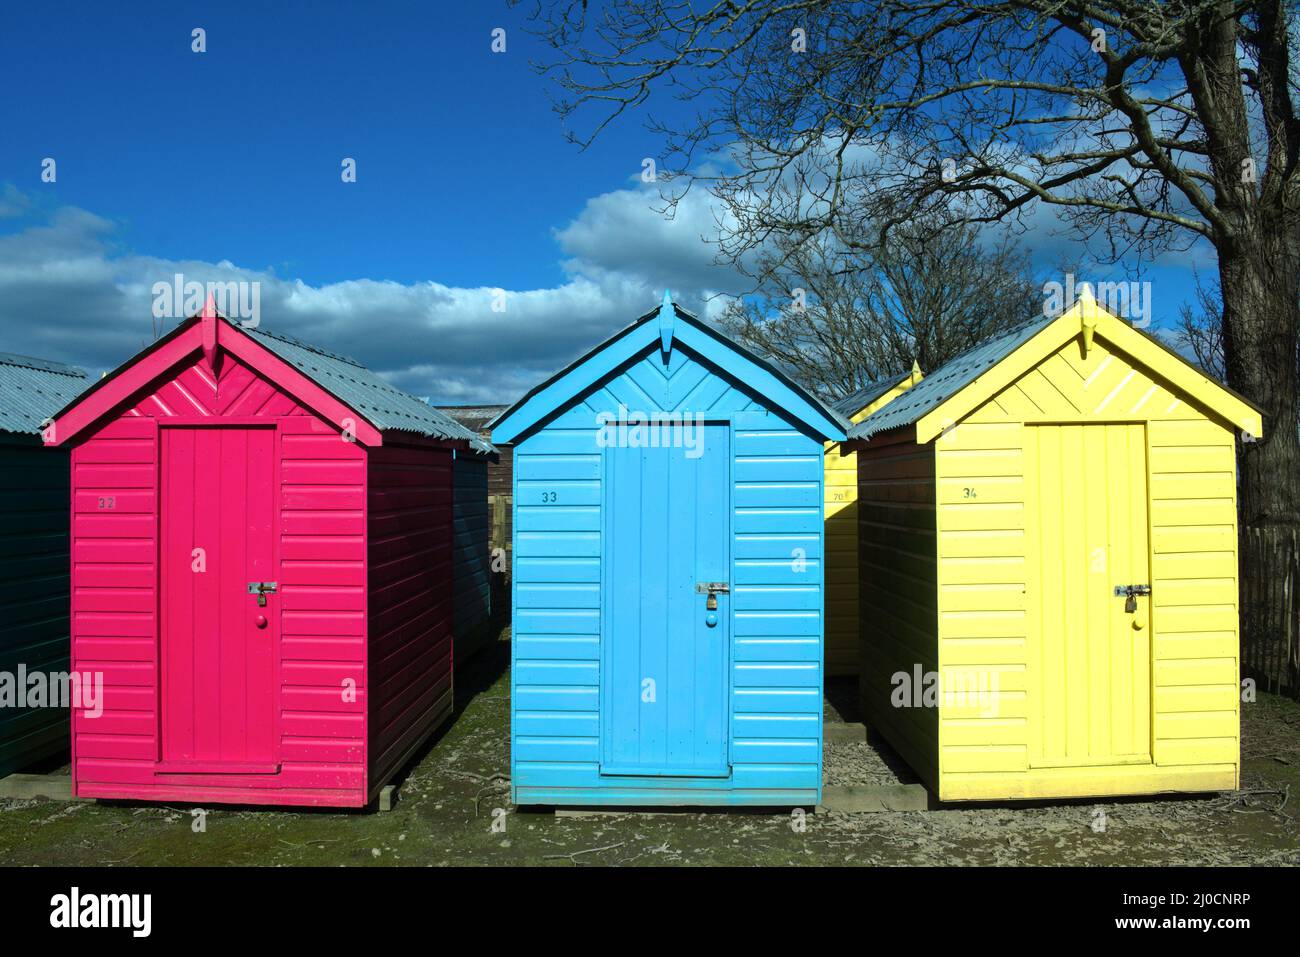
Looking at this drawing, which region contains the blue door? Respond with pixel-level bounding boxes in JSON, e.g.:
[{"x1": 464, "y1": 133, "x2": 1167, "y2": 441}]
[{"x1": 601, "y1": 423, "x2": 730, "y2": 776}]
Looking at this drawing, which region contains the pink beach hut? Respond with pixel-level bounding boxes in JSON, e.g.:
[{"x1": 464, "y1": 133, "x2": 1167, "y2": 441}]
[{"x1": 46, "y1": 302, "x2": 484, "y2": 808}]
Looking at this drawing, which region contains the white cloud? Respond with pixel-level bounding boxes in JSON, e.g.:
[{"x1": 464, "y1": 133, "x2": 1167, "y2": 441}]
[
  {"x1": 0, "y1": 163, "x2": 1215, "y2": 406},
  {"x1": 0, "y1": 183, "x2": 743, "y2": 405},
  {"x1": 555, "y1": 180, "x2": 749, "y2": 298}
]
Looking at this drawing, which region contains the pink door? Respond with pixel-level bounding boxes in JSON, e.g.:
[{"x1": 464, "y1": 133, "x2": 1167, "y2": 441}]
[{"x1": 159, "y1": 427, "x2": 278, "y2": 771}]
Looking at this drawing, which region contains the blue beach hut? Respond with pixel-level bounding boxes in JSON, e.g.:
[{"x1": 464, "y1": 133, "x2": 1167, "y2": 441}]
[{"x1": 490, "y1": 294, "x2": 847, "y2": 807}]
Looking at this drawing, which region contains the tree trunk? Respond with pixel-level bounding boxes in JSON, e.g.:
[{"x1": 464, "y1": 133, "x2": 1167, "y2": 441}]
[
  {"x1": 1218, "y1": 225, "x2": 1300, "y2": 530},
  {"x1": 1218, "y1": 219, "x2": 1300, "y2": 695}
]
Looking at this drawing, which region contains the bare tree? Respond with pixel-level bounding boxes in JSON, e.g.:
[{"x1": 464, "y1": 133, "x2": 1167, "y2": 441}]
[
  {"x1": 1178, "y1": 272, "x2": 1300, "y2": 390},
  {"x1": 1177, "y1": 275, "x2": 1228, "y2": 379},
  {"x1": 520, "y1": 0, "x2": 1300, "y2": 641},
  {"x1": 717, "y1": 223, "x2": 1041, "y2": 400}
]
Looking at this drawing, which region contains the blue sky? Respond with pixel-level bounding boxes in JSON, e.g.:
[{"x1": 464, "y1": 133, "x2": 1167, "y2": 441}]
[
  {"x1": 0, "y1": 2, "x2": 1217, "y2": 404},
  {"x1": 1, "y1": 2, "x2": 653, "y2": 288}
]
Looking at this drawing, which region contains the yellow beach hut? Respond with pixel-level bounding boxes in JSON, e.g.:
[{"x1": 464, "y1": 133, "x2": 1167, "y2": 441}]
[
  {"x1": 824, "y1": 364, "x2": 922, "y2": 676},
  {"x1": 846, "y1": 288, "x2": 1262, "y2": 801}
]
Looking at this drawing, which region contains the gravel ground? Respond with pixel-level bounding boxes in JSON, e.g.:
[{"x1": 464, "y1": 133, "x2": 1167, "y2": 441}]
[{"x1": 0, "y1": 628, "x2": 1295, "y2": 866}]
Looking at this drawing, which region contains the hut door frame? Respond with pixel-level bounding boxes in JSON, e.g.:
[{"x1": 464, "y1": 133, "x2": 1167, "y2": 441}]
[
  {"x1": 155, "y1": 421, "x2": 282, "y2": 775},
  {"x1": 1024, "y1": 421, "x2": 1153, "y2": 769},
  {"x1": 598, "y1": 419, "x2": 733, "y2": 778}
]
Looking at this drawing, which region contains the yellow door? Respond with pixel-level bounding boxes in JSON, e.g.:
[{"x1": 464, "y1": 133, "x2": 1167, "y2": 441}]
[{"x1": 1025, "y1": 423, "x2": 1151, "y2": 768}]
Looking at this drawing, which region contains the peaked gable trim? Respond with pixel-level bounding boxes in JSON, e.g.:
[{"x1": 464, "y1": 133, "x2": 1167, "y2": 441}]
[
  {"x1": 678, "y1": 319, "x2": 847, "y2": 440},
  {"x1": 911, "y1": 305, "x2": 1263, "y2": 444},
  {"x1": 489, "y1": 317, "x2": 658, "y2": 444},
  {"x1": 490, "y1": 306, "x2": 847, "y2": 444},
  {"x1": 1099, "y1": 318, "x2": 1262, "y2": 435},
  {"x1": 49, "y1": 317, "x2": 384, "y2": 447}
]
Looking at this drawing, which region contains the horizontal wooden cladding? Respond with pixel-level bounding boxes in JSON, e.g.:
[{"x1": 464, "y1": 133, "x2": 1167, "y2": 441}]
[
  {"x1": 510, "y1": 359, "x2": 826, "y2": 802},
  {"x1": 515, "y1": 479, "x2": 600, "y2": 507},
  {"x1": 1146, "y1": 417, "x2": 1239, "y2": 770},
  {"x1": 927, "y1": 341, "x2": 1241, "y2": 796},
  {"x1": 743, "y1": 478, "x2": 821, "y2": 509},
  {"x1": 0, "y1": 441, "x2": 73, "y2": 775},
  {"x1": 70, "y1": 419, "x2": 161, "y2": 782},
  {"x1": 75, "y1": 463, "x2": 155, "y2": 488},
  {"x1": 282, "y1": 459, "x2": 364, "y2": 485},
  {"x1": 281, "y1": 419, "x2": 367, "y2": 632},
  {"x1": 858, "y1": 435, "x2": 940, "y2": 791},
  {"x1": 68, "y1": 389, "x2": 384, "y2": 802},
  {"x1": 517, "y1": 530, "x2": 600, "y2": 558},
  {"x1": 517, "y1": 504, "x2": 599, "y2": 532},
  {"x1": 280, "y1": 559, "x2": 363, "y2": 586},
  {"x1": 512, "y1": 762, "x2": 821, "y2": 793},
  {"x1": 366, "y1": 442, "x2": 455, "y2": 794},
  {"x1": 514, "y1": 556, "x2": 599, "y2": 584},
  {"x1": 75, "y1": 757, "x2": 365, "y2": 794},
  {"x1": 735, "y1": 421, "x2": 822, "y2": 600},
  {"x1": 515, "y1": 608, "x2": 600, "y2": 635},
  {"x1": 937, "y1": 762, "x2": 1236, "y2": 801},
  {"x1": 517, "y1": 453, "x2": 600, "y2": 482},
  {"x1": 451, "y1": 453, "x2": 492, "y2": 640}
]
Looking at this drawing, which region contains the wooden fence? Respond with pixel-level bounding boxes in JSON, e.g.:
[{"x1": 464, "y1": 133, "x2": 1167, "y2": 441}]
[
  {"x1": 1240, "y1": 524, "x2": 1300, "y2": 698},
  {"x1": 488, "y1": 494, "x2": 512, "y2": 552}
]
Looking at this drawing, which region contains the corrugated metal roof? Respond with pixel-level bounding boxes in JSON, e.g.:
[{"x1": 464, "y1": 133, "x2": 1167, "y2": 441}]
[
  {"x1": 241, "y1": 323, "x2": 497, "y2": 452},
  {"x1": 832, "y1": 372, "x2": 909, "y2": 418},
  {"x1": 0, "y1": 351, "x2": 91, "y2": 435},
  {"x1": 849, "y1": 315, "x2": 1056, "y2": 441},
  {"x1": 436, "y1": 405, "x2": 509, "y2": 435}
]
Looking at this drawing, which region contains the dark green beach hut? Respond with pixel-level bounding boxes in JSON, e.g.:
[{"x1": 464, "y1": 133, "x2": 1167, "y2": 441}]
[{"x1": 0, "y1": 352, "x2": 90, "y2": 777}]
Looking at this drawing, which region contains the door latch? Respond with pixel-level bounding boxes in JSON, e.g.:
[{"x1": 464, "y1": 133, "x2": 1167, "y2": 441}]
[
  {"x1": 247, "y1": 581, "x2": 278, "y2": 607},
  {"x1": 696, "y1": 581, "x2": 729, "y2": 611},
  {"x1": 1113, "y1": 583, "x2": 1151, "y2": 613}
]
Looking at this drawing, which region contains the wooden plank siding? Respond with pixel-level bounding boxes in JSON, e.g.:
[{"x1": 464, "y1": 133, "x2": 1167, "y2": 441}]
[
  {"x1": 511, "y1": 348, "x2": 825, "y2": 805},
  {"x1": 0, "y1": 434, "x2": 73, "y2": 775},
  {"x1": 856, "y1": 434, "x2": 940, "y2": 791},
  {"x1": 932, "y1": 334, "x2": 1240, "y2": 800},
  {"x1": 71, "y1": 354, "x2": 373, "y2": 806},
  {"x1": 451, "y1": 452, "x2": 494, "y2": 666},
  {"x1": 825, "y1": 377, "x2": 916, "y2": 676},
  {"x1": 824, "y1": 432, "x2": 860, "y2": 676},
  {"x1": 366, "y1": 442, "x2": 455, "y2": 799}
]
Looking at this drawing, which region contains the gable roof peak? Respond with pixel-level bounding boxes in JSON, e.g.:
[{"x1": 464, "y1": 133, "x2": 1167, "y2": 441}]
[
  {"x1": 46, "y1": 309, "x2": 492, "y2": 451},
  {"x1": 489, "y1": 294, "x2": 847, "y2": 443},
  {"x1": 848, "y1": 301, "x2": 1263, "y2": 444},
  {"x1": 657, "y1": 289, "x2": 675, "y2": 355}
]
